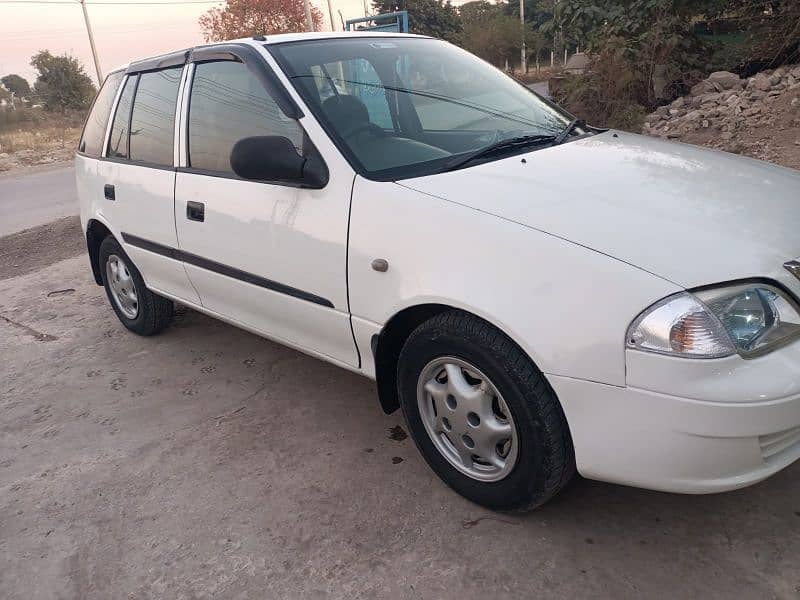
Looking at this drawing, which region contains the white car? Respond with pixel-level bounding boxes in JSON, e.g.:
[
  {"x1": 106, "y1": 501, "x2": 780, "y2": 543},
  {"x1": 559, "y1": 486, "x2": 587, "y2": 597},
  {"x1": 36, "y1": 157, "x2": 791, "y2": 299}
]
[{"x1": 76, "y1": 32, "x2": 800, "y2": 511}]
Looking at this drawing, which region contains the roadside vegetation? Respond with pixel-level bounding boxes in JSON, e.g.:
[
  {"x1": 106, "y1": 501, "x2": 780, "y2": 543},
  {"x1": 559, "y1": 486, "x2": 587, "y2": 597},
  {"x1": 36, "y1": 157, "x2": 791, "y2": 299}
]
[
  {"x1": 0, "y1": 52, "x2": 95, "y2": 171},
  {"x1": 2, "y1": 0, "x2": 799, "y2": 171}
]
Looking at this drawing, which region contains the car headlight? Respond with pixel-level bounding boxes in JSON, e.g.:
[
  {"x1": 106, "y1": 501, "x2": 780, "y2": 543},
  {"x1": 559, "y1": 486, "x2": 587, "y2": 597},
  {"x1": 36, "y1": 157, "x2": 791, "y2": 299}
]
[{"x1": 627, "y1": 283, "x2": 800, "y2": 359}]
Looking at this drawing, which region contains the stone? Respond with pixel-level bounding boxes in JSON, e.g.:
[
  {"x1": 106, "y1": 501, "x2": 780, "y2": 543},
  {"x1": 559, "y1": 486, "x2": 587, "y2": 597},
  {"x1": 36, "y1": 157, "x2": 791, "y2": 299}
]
[
  {"x1": 707, "y1": 71, "x2": 742, "y2": 90},
  {"x1": 750, "y1": 74, "x2": 772, "y2": 92},
  {"x1": 684, "y1": 110, "x2": 703, "y2": 121},
  {"x1": 691, "y1": 80, "x2": 720, "y2": 96},
  {"x1": 671, "y1": 96, "x2": 685, "y2": 108},
  {"x1": 701, "y1": 119, "x2": 710, "y2": 128},
  {"x1": 669, "y1": 108, "x2": 680, "y2": 116}
]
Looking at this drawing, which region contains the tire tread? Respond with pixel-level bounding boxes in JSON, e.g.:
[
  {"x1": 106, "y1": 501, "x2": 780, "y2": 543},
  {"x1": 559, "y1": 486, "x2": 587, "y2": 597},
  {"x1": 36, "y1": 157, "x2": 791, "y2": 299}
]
[{"x1": 400, "y1": 309, "x2": 575, "y2": 511}]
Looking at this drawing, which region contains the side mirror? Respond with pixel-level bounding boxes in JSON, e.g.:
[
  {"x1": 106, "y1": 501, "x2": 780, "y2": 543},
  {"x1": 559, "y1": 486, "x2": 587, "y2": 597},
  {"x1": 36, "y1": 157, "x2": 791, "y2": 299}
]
[{"x1": 230, "y1": 136, "x2": 328, "y2": 188}]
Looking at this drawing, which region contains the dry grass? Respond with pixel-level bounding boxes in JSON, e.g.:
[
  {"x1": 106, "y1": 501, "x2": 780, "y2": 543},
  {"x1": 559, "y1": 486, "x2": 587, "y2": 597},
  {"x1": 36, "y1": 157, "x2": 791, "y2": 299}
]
[
  {"x1": 0, "y1": 126, "x2": 81, "y2": 153},
  {"x1": 0, "y1": 109, "x2": 84, "y2": 171}
]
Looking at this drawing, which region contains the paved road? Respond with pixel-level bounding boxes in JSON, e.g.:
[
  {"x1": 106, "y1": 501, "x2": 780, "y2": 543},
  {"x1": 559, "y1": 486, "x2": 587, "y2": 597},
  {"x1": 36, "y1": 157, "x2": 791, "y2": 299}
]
[
  {"x1": 529, "y1": 81, "x2": 550, "y2": 97},
  {"x1": 0, "y1": 165, "x2": 77, "y2": 236}
]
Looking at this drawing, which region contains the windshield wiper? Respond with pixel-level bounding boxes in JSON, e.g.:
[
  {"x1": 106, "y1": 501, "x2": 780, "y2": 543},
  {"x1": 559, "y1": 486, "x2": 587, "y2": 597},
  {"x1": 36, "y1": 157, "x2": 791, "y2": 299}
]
[
  {"x1": 443, "y1": 134, "x2": 556, "y2": 172},
  {"x1": 553, "y1": 118, "x2": 585, "y2": 145}
]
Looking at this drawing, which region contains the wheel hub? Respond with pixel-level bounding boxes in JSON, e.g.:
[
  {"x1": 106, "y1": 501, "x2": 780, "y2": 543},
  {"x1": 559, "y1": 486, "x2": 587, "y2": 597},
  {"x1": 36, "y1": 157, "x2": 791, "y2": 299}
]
[
  {"x1": 416, "y1": 357, "x2": 518, "y2": 482},
  {"x1": 106, "y1": 254, "x2": 138, "y2": 319}
]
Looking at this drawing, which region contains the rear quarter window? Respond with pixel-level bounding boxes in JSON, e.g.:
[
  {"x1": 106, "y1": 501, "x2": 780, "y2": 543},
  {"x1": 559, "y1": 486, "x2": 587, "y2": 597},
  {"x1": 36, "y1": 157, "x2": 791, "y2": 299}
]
[{"x1": 78, "y1": 71, "x2": 124, "y2": 157}]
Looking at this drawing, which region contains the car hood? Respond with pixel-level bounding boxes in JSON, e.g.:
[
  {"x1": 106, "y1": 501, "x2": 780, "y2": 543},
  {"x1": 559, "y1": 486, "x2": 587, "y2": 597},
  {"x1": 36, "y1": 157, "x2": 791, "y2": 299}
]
[{"x1": 399, "y1": 131, "x2": 800, "y2": 288}]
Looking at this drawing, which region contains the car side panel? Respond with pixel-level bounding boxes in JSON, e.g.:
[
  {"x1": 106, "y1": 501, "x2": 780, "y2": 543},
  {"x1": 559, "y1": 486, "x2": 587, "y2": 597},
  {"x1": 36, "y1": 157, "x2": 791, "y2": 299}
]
[
  {"x1": 347, "y1": 176, "x2": 680, "y2": 386},
  {"x1": 77, "y1": 154, "x2": 115, "y2": 237},
  {"x1": 111, "y1": 162, "x2": 200, "y2": 305}
]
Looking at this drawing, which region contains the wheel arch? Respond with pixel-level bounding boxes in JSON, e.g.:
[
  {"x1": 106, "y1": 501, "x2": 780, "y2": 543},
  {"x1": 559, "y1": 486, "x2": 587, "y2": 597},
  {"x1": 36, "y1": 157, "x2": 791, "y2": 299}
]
[
  {"x1": 371, "y1": 302, "x2": 548, "y2": 415},
  {"x1": 85, "y1": 218, "x2": 115, "y2": 285}
]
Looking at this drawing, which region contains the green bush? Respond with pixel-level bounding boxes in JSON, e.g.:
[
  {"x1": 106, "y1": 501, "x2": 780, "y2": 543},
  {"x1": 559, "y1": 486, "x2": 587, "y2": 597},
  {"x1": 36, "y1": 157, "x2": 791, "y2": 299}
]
[{"x1": 553, "y1": 43, "x2": 647, "y2": 131}]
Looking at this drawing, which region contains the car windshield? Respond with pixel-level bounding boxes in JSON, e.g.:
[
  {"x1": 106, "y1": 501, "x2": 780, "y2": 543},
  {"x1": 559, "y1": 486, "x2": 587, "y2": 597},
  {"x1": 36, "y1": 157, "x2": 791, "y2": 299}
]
[{"x1": 269, "y1": 37, "x2": 575, "y2": 180}]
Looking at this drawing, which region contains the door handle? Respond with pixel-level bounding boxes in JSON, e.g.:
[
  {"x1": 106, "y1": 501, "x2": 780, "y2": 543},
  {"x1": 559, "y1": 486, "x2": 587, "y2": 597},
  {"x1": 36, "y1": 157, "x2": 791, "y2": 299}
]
[
  {"x1": 104, "y1": 184, "x2": 115, "y2": 201},
  {"x1": 187, "y1": 201, "x2": 205, "y2": 222}
]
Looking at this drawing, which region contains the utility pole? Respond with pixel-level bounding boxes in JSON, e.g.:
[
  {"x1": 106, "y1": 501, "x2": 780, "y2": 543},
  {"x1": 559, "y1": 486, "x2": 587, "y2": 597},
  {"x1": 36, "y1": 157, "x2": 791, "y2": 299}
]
[
  {"x1": 79, "y1": 0, "x2": 103, "y2": 84},
  {"x1": 363, "y1": 0, "x2": 369, "y2": 18},
  {"x1": 326, "y1": 0, "x2": 335, "y2": 30},
  {"x1": 519, "y1": 0, "x2": 526, "y2": 74},
  {"x1": 303, "y1": 0, "x2": 315, "y2": 31}
]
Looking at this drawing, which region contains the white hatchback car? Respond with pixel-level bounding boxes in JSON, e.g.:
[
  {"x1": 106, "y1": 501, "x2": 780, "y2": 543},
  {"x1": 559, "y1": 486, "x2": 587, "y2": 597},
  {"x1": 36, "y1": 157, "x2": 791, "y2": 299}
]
[{"x1": 77, "y1": 32, "x2": 800, "y2": 511}]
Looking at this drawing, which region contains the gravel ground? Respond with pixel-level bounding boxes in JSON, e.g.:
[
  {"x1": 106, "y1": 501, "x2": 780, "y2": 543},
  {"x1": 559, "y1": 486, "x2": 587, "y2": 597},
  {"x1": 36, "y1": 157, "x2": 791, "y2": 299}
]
[{"x1": 0, "y1": 216, "x2": 84, "y2": 281}]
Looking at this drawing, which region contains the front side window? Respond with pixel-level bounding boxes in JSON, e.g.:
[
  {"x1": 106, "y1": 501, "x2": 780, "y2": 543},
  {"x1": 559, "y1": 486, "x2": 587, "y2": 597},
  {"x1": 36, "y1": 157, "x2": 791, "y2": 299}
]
[
  {"x1": 107, "y1": 75, "x2": 136, "y2": 159},
  {"x1": 187, "y1": 60, "x2": 303, "y2": 175},
  {"x1": 271, "y1": 38, "x2": 573, "y2": 180},
  {"x1": 129, "y1": 67, "x2": 182, "y2": 166},
  {"x1": 79, "y1": 70, "x2": 123, "y2": 156}
]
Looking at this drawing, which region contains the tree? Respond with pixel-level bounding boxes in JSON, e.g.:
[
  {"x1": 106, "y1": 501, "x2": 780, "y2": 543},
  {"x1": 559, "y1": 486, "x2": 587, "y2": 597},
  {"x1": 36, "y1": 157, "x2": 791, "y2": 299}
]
[
  {"x1": 1, "y1": 74, "x2": 32, "y2": 101},
  {"x1": 30, "y1": 50, "x2": 95, "y2": 112},
  {"x1": 372, "y1": 0, "x2": 462, "y2": 43},
  {"x1": 460, "y1": 1, "x2": 528, "y2": 67},
  {"x1": 199, "y1": 0, "x2": 324, "y2": 41}
]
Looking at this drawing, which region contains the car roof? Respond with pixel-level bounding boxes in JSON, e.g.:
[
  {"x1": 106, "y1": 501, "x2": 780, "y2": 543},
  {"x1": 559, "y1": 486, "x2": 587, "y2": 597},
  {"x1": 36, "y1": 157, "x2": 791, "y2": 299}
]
[{"x1": 108, "y1": 31, "x2": 431, "y2": 74}]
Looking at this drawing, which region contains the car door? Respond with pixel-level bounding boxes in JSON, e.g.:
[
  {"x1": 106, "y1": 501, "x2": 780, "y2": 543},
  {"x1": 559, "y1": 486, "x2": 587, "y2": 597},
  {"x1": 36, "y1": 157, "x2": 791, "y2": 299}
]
[
  {"x1": 174, "y1": 48, "x2": 358, "y2": 367},
  {"x1": 103, "y1": 62, "x2": 200, "y2": 304}
]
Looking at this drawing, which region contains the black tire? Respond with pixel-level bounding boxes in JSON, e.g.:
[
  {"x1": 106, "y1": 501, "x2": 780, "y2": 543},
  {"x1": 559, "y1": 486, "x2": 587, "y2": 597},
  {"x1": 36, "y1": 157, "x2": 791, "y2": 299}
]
[
  {"x1": 98, "y1": 235, "x2": 173, "y2": 336},
  {"x1": 398, "y1": 310, "x2": 575, "y2": 511}
]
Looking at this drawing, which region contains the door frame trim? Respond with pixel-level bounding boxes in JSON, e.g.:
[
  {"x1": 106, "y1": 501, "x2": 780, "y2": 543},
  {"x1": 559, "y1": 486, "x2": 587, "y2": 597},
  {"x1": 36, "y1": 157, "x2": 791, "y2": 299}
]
[{"x1": 121, "y1": 232, "x2": 335, "y2": 308}]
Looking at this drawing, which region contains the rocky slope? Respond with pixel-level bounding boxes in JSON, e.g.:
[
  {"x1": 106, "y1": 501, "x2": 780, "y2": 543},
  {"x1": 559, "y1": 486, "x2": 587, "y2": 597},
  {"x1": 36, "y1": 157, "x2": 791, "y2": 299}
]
[{"x1": 643, "y1": 66, "x2": 800, "y2": 169}]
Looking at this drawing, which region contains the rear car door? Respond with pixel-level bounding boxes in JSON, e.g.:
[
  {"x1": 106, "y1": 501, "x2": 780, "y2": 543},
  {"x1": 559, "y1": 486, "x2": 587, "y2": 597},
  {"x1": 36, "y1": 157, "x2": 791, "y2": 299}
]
[
  {"x1": 103, "y1": 61, "x2": 200, "y2": 304},
  {"x1": 174, "y1": 47, "x2": 358, "y2": 367}
]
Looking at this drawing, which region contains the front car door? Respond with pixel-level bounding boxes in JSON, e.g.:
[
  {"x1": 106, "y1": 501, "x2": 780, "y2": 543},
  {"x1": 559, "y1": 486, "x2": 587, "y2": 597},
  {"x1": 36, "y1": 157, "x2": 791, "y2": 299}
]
[{"x1": 174, "y1": 45, "x2": 358, "y2": 368}]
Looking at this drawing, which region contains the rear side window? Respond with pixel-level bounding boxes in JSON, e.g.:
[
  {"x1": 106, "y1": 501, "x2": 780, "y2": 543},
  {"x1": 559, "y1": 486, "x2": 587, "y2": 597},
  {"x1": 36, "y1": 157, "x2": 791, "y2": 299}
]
[
  {"x1": 107, "y1": 75, "x2": 136, "y2": 159},
  {"x1": 129, "y1": 67, "x2": 182, "y2": 166},
  {"x1": 79, "y1": 71, "x2": 123, "y2": 156},
  {"x1": 187, "y1": 60, "x2": 303, "y2": 174}
]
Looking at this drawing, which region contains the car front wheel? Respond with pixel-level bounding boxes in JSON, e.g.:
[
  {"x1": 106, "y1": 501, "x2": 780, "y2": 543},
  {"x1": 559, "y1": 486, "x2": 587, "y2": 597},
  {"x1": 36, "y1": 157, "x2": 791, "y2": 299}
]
[{"x1": 398, "y1": 310, "x2": 575, "y2": 511}]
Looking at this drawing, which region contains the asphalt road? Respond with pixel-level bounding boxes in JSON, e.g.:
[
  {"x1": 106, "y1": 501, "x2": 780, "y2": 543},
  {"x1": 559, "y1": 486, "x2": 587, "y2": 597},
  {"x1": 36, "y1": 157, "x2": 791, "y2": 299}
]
[
  {"x1": 0, "y1": 165, "x2": 77, "y2": 236},
  {"x1": 529, "y1": 81, "x2": 550, "y2": 97}
]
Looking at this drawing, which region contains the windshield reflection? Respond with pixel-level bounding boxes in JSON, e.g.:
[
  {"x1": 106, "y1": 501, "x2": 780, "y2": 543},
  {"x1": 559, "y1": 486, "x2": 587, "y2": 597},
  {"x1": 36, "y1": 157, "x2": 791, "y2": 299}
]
[{"x1": 270, "y1": 38, "x2": 573, "y2": 180}]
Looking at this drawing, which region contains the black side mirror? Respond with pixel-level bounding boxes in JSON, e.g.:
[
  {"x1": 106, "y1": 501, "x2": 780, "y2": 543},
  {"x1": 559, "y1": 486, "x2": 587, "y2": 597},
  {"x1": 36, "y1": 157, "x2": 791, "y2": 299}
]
[{"x1": 230, "y1": 136, "x2": 328, "y2": 188}]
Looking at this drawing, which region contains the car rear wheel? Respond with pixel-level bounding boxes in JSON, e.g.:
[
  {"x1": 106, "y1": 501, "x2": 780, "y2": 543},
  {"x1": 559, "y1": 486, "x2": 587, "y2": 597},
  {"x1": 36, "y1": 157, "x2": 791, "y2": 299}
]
[
  {"x1": 398, "y1": 310, "x2": 575, "y2": 511},
  {"x1": 99, "y1": 236, "x2": 173, "y2": 336}
]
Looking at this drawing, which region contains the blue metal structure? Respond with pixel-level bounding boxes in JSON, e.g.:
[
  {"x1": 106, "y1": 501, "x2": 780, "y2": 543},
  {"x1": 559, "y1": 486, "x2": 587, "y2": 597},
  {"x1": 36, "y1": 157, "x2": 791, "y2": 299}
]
[{"x1": 345, "y1": 10, "x2": 409, "y2": 33}]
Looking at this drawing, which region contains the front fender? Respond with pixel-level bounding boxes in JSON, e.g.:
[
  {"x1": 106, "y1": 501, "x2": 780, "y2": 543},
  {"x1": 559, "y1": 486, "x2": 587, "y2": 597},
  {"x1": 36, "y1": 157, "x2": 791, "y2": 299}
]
[{"x1": 348, "y1": 177, "x2": 680, "y2": 387}]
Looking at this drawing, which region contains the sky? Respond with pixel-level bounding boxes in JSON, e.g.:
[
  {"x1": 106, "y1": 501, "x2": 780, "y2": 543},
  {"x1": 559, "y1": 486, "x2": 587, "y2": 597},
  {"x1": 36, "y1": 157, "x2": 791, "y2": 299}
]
[{"x1": 0, "y1": 0, "x2": 379, "y2": 85}]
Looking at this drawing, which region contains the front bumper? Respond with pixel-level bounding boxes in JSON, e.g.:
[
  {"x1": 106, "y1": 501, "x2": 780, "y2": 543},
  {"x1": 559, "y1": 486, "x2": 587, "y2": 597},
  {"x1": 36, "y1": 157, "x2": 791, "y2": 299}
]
[{"x1": 548, "y1": 343, "x2": 800, "y2": 494}]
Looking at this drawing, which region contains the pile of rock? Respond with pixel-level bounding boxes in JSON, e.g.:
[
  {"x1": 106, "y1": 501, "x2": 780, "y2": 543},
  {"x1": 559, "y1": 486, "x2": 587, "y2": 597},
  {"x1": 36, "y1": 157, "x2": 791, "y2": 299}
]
[{"x1": 643, "y1": 65, "x2": 800, "y2": 145}]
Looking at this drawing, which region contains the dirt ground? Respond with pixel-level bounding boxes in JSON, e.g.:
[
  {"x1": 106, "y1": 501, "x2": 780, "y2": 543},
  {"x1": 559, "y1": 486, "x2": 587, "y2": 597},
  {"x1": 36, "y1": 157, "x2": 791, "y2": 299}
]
[
  {"x1": 0, "y1": 216, "x2": 84, "y2": 280},
  {"x1": 1, "y1": 238, "x2": 800, "y2": 598}
]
